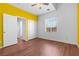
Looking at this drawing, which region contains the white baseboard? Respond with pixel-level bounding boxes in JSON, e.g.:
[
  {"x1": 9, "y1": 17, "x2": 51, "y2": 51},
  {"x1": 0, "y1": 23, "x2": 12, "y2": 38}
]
[
  {"x1": 38, "y1": 36, "x2": 77, "y2": 46},
  {"x1": 28, "y1": 35, "x2": 37, "y2": 40}
]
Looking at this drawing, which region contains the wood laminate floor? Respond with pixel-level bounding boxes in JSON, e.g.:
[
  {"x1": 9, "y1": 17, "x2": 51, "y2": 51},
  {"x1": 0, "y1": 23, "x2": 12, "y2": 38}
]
[{"x1": 0, "y1": 38, "x2": 79, "y2": 56}]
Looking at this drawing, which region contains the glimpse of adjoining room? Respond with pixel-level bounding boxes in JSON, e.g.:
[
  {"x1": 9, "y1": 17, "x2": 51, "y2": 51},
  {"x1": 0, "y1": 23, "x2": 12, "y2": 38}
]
[{"x1": 17, "y1": 17, "x2": 26, "y2": 41}]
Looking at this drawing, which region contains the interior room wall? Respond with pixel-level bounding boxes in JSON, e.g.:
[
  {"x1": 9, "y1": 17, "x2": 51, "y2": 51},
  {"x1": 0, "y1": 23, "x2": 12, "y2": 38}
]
[
  {"x1": 0, "y1": 3, "x2": 38, "y2": 48},
  {"x1": 0, "y1": 14, "x2": 3, "y2": 47},
  {"x1": 38, "y1": 3, "x2": 77, "y2": 45},
  {"x1": 77, "y1": 4, "x2": 79, "y2": 46}
]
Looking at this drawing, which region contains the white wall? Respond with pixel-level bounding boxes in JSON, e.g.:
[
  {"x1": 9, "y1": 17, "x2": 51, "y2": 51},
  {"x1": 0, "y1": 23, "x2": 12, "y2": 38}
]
[
  {"x1": 38, "y1": 3, "x2": 77, "y2": 45},
  {"x1": 28, "y1": 20, "x2": 37, "y2": 40}
]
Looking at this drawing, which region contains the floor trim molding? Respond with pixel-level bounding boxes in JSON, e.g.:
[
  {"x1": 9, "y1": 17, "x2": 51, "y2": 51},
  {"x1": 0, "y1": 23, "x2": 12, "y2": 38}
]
[{"x1": 37, "y1": 37, "x2": 77, "y2": 46}]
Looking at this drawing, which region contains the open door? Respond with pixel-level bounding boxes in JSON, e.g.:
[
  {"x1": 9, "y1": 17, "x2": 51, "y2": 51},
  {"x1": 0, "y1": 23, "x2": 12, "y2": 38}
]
[{"x1": 3, "y1": 14, "x2": 17, "y2": 47}]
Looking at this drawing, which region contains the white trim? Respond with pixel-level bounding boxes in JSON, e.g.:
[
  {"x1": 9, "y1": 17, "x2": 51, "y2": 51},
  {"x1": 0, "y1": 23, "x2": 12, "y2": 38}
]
[{"x1": 38, "y1": 37, "x2": 77, "y2": 46}]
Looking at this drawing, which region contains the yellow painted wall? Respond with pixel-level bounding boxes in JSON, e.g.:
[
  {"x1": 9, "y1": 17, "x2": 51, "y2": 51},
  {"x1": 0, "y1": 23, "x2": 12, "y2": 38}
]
[
  {"x1": 0, "y1": 13, "x2": 3, "y2": 47},
  {"x1": 77, "y1": 4, "x2": 79, "y2": 46},
  {"x1": 0, "y1": 3, "x2": 38, "y2": 48}
]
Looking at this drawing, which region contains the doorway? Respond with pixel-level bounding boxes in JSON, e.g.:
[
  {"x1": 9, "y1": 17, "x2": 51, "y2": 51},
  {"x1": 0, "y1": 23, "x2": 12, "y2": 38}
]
[{"x1": 17, "y1": 17, "x2": 26, "y2": 41}]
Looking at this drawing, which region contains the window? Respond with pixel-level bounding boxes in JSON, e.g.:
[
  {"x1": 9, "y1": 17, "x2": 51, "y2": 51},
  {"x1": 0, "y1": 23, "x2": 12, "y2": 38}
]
[{"x1": 45, "y1": 17, "x2": 57, "y2": 32}]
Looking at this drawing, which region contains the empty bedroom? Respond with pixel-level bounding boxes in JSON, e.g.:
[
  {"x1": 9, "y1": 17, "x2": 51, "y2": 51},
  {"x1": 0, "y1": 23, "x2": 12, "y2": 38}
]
[{"x1": 0, "y1": 3, "x2": 79, "y2": 56}]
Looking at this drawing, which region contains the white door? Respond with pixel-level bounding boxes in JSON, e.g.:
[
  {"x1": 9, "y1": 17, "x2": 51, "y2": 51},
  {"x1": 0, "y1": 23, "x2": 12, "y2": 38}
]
[
  {"x1": 28, "y1": 20, "x2": 37, "y2": 40},
  {"x1": 3, "y1": 14, "x2": 17, "y2": 47}
]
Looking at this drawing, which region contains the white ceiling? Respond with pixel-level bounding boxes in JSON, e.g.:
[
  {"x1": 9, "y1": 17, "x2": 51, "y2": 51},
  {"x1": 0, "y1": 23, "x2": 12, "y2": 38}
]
[{"x1": 10, "y1": 3, "x2": 56, "y2": 16}]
